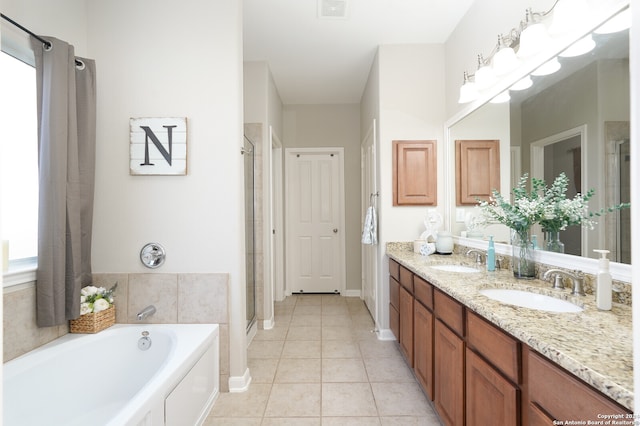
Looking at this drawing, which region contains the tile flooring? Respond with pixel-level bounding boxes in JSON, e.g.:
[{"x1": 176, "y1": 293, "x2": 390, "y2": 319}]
[{"x1": 205, "y1": 294, "x2": 442, "y2": 425}]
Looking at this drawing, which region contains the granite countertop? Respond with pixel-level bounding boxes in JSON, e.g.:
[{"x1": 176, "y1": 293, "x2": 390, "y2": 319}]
[{"x1": 386, "y1": 242, "x2": 634, "y2": 411}]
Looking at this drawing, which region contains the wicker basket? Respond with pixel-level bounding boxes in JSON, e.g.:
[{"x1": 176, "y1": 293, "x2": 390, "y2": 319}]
[{"x1": 70, "y1": 305, "x2": 116, "y2": 334}]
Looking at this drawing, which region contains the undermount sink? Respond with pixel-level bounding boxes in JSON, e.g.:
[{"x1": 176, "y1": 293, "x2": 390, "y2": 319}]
[
  {"x1": 479, "y1": 288, "x2": 583, "y2": 313},
  {"x1": 430, "y1": 264, "x2": 480, "y2": 273}
]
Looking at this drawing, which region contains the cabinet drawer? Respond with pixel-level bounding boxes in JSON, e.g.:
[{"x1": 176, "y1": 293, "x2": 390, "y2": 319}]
[
  {"x1": 413, "y1": 275, "x2": 433, "y2": 310},
  {"x1": 467, "y1": 311, "x2": 519, "y2": 383},
  {"x1": 389, "y1": 258, "x2": 400, "y2": 281},
  {"x1": 434, "y1": 289, "x2": 464, "y2": 337},
  {"x1": 389, "y1": 276, "x2": 400, "y2": 310},
  {"x1": 527, "y1": 349, "x2": 630, "y2": 421},
  {"x1": 399, "y1": 265, "x2": 413, "y2": 292}
]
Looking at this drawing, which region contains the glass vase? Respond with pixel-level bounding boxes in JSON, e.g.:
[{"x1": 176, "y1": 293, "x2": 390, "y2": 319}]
[
  {"x1": 511, "y1": 228, "x2": 536, "y2": 279},
  {"x1": 544, "y1": 230, "x2": 565, "y2": 253}
]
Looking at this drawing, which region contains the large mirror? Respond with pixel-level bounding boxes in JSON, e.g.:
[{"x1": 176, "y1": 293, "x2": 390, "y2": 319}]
[{"x1": 449, "y1": 8, "x2": 631, "y2": 264}]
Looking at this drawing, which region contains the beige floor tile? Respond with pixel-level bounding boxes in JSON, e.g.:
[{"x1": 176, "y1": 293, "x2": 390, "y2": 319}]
[
  {"x1": 282, "y1": 340, "x2": 322, "y2": 358},
  {"x1": 296, "y1": 295, "x2": 323, "y2": 305},
  {"x1": 202, "y1": 417, "x2": 262, "y2": 425},
  {"x1": 380, "y1": 415, "x2": 442, "y2": 425},
  {"x1": 358, "y1": 340, "x2": 402, "y2": 359},
  {"x1": 352, "y1": 329, "x2": 380, "y2": 342},
  {"x1": 261, "y1": 418, "x2": 321, "y2": 425},
  {"x1": 322, "y1": 305, "x2": 350, "y2": 315},
  {"x1": 322, "y1": 382, "x2": 378, "y2": 417},
  {"x1": 208, "y1": 384, "x2": 271, "y2": 417},
  {"x1": 322, "y1": 325, "x2": 354, "y2": 341},
  {"x1": 293, "y1": 304, "x2": 322, "y2": 315},
  {"x1": 274, "y1": 358, "x2": 321, "y2": 383},
  {"x1": 264, "y1": 383, "x2": 321, "y2": 417},
  {"x1": 286, "y1": 326, "x2": 321, "y2": 341},
  {"x1": 322, "y1": 340, "x2": 362, "y2": 359},
  {"x1": 290, "y1": 314, "x2": 322, "y2": 327},
  {"x1": 351, "y1": 313, "x2": 375, "y2": 327},
  {"x1": 364, "y1": 357, "x2": 416, "y2": 383},
  {"x1": 321, "y1": 314, "x2": 352, "y2": 327},
  {"x1": 322, "y1": 417, "x2": 382, "y2": 426},
  {"x1": 322, "y1": 358, "x2": 368, "y2": 382},
  {"x1": 370, "y1": 382, "x2": 432, "y2": 417},
  {"x1": 254, "y1": 327, "x2": 289, "y2": 341},
  {"x1": 248, "y1": 358, "x2": 279, "y2": 383},
  {"x1": 322, "y1": 295, "x2": 347, "y2": 305},
  {"x1": 248, "y1": 340, "x2": 285, "y2": 359}
]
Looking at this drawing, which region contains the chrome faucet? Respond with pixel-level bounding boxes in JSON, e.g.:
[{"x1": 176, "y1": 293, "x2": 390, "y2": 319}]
[
  {"x1": 136, "y1": 305, "x2": 156, "y2": 321},
  {"x1": 466, "y1": 249, "x2": 485, "y2": 265},
  {"x1": 542, "y1": 269, "x2": 585, "y2": 296}
]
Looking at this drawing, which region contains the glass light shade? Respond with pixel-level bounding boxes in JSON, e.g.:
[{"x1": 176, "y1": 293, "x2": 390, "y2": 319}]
[
  {"x1": 510, "y1": 76, "x2": 533, "y2": 91},
  {"x1": 594, "y1": 9, "x2": 630, "y2": 34},
  {"x1": 458, "y1": 81, "x2": 479, "y2": 103},
  {"x1": 549, "y1": 0, "x2": 590, "y2": 35},
  {"x1": 490, "y1": 91, "x2": 511, "y2": 104},
  {"x1": 559, "y1": 35, "x2": 595, "y2": 57},
  {"x1": 531, "y1": 57, "x2": 561, "y2": 76},
  {"x1": 474, "y1": 65, "x2": 496, "y2": 90},
  {"x1": 517, "y1": 23, "x2": 551, "y2": 58},
  {"x1": 493, "y1": 47, "x2": 519, "y2": 76}
]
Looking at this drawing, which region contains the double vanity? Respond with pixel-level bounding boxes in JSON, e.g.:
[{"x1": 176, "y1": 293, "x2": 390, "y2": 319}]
[{"x1": 386, "y1": 242, "x2": 633, "y2": 425}]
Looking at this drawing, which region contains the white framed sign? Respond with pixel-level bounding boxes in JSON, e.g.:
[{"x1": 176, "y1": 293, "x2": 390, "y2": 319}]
[{"x1": 130, "y1": 117, "x2": 187, "y2": 175}]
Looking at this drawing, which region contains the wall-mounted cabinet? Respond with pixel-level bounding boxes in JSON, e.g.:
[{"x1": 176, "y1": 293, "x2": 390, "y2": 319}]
[
  {"x1": 393, "y1": 140, "x2": 437, "y2": 205},
  {"x1": 455, "y1": 139, "x2": 500, "y2": 205}
]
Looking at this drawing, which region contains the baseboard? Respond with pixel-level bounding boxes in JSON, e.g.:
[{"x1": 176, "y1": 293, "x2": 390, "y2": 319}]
[
  {"x1": 228, "y1": 368, "x2": 252, "y2": 393},
  {"x1": 342, "y1": 289, "x2": 361, "y2": 298},
  {"x1": 376, "y1": 328, "x2": 397, "y2": 341},
  {"x1": 263, "y1": 315, "x2": 275, "y2": 330}
]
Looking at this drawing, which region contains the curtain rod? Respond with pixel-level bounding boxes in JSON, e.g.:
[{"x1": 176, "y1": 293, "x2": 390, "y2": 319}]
[{"x1": 1, "y1": 13, "x2": 83, "y2": 67}]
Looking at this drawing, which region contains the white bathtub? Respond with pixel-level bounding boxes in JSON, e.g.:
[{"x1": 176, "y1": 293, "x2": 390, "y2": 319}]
[{"x1": 3, "y1": 323, "x2": 219, "y2": 426}]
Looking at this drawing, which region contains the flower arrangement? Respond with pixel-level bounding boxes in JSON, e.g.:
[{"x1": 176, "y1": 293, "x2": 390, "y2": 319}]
[{"x1": 80, "y1": 283, "x2": 117, "y2": 315}]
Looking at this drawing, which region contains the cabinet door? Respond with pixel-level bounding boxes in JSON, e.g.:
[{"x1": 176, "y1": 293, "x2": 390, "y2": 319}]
[
  {"x1": 466, "y1": 348, "x2": 518, "y2": 426},
  {"x1": 434, "y1": 320, "x2": 464, "y2": 426},
  {"x1": 455, "y1": 139, "x2": 500, "y2": 205},
  {"x1": 389, "y1": 303, "x2": 399, "y2": 341},
  {"x1": 414, "y1": 302, "x2": 434, "y2": 400},
  {"x1": 393, "y1": 140, "x2": 437, "y2": 205},
  {"x1": 399, "y1": 286, "x2": 414, "y2": 366},
  {"x1": 527, "y1": 403, "x2": 556, "y2": 426}
]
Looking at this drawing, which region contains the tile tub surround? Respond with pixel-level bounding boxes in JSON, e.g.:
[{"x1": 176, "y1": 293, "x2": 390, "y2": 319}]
[{"x1": 386, "y1": 242, "x2": 633, "y2": 411}]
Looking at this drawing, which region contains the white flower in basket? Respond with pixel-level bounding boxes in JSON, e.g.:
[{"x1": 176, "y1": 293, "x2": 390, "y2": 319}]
[{"x1": 79, "y1": 283, "x2": 117, "y2": 315}]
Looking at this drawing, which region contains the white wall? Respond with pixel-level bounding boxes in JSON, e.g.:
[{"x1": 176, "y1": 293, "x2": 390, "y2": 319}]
[{"x1": 85, "y1": 0, "x2": 247, "y2": 388}]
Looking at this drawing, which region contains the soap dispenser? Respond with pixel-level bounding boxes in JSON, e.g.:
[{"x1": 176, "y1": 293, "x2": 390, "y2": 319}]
[
  {"x1": 593, "y1": 249, "x2": 612, "y2": 311},
  {"x1": 487, "y1": 235, "x2": 495, "y2": 271}
]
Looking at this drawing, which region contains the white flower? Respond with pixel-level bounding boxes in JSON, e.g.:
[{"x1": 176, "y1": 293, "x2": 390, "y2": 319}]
[
  {"x1": 80, "y1": 295, "x2": 87, "y2": 303},
  {"x1": 80, "y1": 302, "x2": 92, "y2": 315},
  {"x1": 81, "y1": 286, "x2": 99, "y2": 297},
  {"x1": 93, "y1": 298, "x2": 110, "y2": 313}
]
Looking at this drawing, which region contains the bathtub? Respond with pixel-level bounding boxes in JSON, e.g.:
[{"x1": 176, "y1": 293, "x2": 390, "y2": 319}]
[{"x1": 3, "y1": 323, "x2": 219, "y2": 426}]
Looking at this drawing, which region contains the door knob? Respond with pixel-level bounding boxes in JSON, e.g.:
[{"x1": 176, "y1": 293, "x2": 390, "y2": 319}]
[{"x1": 333, "y1": 228, "x2": 338, "y2": 233}]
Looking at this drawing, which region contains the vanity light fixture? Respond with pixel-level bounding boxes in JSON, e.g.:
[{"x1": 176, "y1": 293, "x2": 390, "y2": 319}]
[
  {"x1": 593, "y1": 8, "x2": 630, "y2": 34},
  {"x1": 474, "y1": 54, "x2": 496, "y2": 90},
  {"x1": 531, "y1": 57, "x2": 561, "y2": 76},
  {"x1": 492, "y1": 34, "x2": 519, "y2": 76},
  {"x1": 516, "y1": 9, "x2": 552, "y2": 59},
  {"x1": 559, "y1": 34, "x2": 595, "y2": 57},
  {"x1": 489, "y1": 91, "x2": 511, "y2": 104},
  {"x1": 510, "y1": 75, "x2": 533, "y2": 91},
  {"x1": 458, "y1": 71, "x2": 479, "y2": 104}
]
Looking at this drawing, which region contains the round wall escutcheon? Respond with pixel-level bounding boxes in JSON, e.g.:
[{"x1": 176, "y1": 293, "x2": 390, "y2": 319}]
[{"x1": 140, "y1": 243, "x2": 166, "y2": 269}]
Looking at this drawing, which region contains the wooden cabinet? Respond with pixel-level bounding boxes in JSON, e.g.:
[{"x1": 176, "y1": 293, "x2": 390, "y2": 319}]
[
  {"x1": 399, "y1": 285, "x2": 414, "y2": 366},
  {"x1": 434, "y1": 319, "x2": 465, "y2": 426},
  {"x1": 455, "y1": 139, "x2": 500, "y2": 205},
  {"x1": 414, "y1": 301, "x2": 434, "y2": 400},
  {"x1": 525, "y1": 347, "x2": 630, "y2": 424},
  {"x1": 466, "y1": 348, "x2": 518, "y2": 426},
  {"x1": 389, "y1": 276, "x2": 400, "y2": 340},
  {"x1": 392, "y1": 140, "x2": 437, "y2": 205}
]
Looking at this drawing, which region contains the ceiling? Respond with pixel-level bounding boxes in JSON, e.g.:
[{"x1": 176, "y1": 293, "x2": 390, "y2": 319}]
[{"x1": 243, "y1": 0, "x2": 474, "y2": 105}]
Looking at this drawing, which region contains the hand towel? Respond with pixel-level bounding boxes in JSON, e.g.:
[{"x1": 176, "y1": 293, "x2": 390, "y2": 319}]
[{"x1": 361, "y1": 206, "x2": 378, "y2": 245}]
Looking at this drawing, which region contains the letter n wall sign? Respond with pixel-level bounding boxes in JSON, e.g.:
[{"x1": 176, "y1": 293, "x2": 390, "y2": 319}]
[{"x1": 130, "y1": 117, "x2": 187, "y2": 175}]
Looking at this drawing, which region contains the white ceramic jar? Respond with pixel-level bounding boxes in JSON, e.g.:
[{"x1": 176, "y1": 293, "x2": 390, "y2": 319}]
[{"x1": 435, "y1": 231, "x2": 454, "y2": 254}]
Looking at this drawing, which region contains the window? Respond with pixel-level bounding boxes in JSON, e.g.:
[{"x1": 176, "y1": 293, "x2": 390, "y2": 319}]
[{"x1": 1, "y1": 51, "x2": 39, "y2": 276}]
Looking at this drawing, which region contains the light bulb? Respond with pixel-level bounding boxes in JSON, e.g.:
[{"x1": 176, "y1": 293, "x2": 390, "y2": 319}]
[
  {"x1": 531, "y1": 57, "x2": 561, "y2": 76},
  {"x1": 458, "y1": 72, "x2": 479, "y2": 104},
  {"x1": 517, "y1": 10, "x2": 552, "y2": 59}
]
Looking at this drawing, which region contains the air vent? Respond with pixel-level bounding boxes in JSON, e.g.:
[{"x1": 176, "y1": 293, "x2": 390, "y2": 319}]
[{"x1": 318, "y1": 0, "x2": 349, "y2": 19}]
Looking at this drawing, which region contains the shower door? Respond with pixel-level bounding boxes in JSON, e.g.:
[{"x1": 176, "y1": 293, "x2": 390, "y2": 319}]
[{"x1": 243, "y1": 136, "x2": 256, "y2": 330}]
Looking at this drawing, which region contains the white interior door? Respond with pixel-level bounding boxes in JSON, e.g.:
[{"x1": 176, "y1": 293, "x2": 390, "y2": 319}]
[
  {"x1": 361, "y1": 122, "x2": 377, "y2": 316},
  {"x1": 285, "y1": 148, "x2": 344, "y2": 294}
]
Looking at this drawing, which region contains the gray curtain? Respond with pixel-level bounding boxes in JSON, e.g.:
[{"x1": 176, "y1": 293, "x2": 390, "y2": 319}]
[{"x1": 31, "y1": 37, "x2": 96, "y2": 327}]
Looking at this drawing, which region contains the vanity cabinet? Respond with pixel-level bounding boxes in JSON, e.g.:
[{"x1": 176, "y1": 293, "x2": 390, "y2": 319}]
[
  {"x1": 389, "y1": 259, "x2": 400, "y2": 340},
  {"x1": 398, "y1": 266, "x2": 414, "y2": 366},
  {"x1": 434, "y1": 289, "x2": 465, "y2": 426},
  {"x1": 413, "y1": 276, "x2": 434, "y2": 399},
  {"x1": 524, "y1": 347, "x2": 631, "y2": 424}
]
